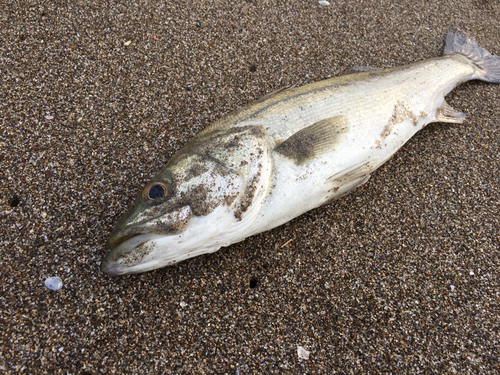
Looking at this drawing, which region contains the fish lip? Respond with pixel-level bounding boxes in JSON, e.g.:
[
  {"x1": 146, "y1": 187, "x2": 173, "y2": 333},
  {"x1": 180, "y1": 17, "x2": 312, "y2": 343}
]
[
  {"x1": 101, "y1": 234, "x2": 153, "y2": 276},
  {"x1": 100, "y1": 255, "x2": 124, "y2": 276}
]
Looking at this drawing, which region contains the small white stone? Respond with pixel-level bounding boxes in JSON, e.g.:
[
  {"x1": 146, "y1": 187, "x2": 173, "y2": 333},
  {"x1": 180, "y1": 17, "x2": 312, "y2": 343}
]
[
  {"x1": 469, "y1": 270, "x2": 474, "y2": 276},
  {"x1": 318, "y1": 0, "x2": 330, "y2": 5},
  {"x1": 180, "y1": 301, "x2": 187, "y2": 307},
  {"x1": 45, "y1": 276, "x2": 63, "y2": 291},
  {"x1": 124, "y1": 40, "x2": 132, "y2": 46},
  {"x1": 450, "y1": 285, "x2": 455, "y2": 291},
  {"x1": 297, "y1": 345, "x2": 310, "y2": 360}
]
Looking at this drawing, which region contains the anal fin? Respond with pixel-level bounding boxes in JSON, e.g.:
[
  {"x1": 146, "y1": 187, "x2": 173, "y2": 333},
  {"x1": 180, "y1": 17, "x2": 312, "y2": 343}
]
[
  {"x1": 436, "y1": 100, "x2": 466, "y2": 124},
  {"x1": 274, "y1": 115, "x2": 351, "y2": 165}
]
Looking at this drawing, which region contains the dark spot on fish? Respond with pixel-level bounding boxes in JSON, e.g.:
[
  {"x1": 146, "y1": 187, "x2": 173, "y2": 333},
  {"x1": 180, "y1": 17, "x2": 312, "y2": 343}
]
[
  {"x1": 186, "y1": 162, "x2": 210, "y2": 180},
  {"x1": 187, "y1": 185, "x2": 225, "y2": 216},
  {"x1": 225, "y1": 135, "x2": 241, "y2": 149}
]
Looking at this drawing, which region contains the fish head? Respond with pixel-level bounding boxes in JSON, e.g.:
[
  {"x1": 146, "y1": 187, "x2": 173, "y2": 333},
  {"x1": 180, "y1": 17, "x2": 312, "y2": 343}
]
[{"x1": 101, "y1": 125, "x2": 272, "y2": 275}]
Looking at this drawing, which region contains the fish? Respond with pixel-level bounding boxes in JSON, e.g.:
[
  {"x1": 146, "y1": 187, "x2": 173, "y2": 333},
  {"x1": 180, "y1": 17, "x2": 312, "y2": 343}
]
[{"x1": 101, "y1": 31, "x2": 500, "y2": 276}]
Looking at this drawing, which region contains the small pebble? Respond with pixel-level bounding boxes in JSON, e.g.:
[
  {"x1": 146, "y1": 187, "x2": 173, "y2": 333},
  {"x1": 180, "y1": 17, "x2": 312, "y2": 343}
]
[
  {"x1": 45, "y1": 277, "x2": 63, "y2": 291},
  {"x1": 297, "y1": 345, "x2": 310, "y2": 360}
]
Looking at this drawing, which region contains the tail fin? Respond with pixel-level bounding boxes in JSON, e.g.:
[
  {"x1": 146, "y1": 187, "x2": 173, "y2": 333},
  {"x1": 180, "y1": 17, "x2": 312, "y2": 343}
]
[{"x1": 444, "y1": 31, "x2": 500, "y2": 83}]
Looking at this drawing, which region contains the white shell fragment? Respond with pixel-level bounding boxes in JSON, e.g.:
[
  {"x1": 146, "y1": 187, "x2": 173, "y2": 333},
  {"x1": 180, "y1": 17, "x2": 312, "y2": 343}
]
[
  {"x1": 318, "y1": 1, "x2": 330, "y2": 5},
  {"x1": 124, "y1": 40, "x2": 132, "y2": 46},
  {"x1": 45, "y1": 276, "x2": 63, "y2": 291},
  {"x1": 297, "y1": 345, "x2": 310, "y2": 360}
]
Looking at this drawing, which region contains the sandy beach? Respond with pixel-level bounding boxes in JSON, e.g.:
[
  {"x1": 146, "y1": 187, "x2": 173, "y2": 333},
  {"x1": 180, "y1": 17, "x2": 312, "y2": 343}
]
[{"x1": 1, "y1": 0, "x2": 499, "y2": 373}]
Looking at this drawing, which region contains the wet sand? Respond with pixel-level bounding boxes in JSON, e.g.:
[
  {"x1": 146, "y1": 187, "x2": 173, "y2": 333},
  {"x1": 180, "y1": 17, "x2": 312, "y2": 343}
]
[{"x1": 1, "y1": 1, "x2": 499, "y2": 373}]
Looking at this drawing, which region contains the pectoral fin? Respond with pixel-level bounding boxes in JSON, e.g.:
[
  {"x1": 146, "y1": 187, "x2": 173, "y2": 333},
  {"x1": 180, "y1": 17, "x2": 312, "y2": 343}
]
[
  {"x1": 274, "y1": 115, "x2": 351, "y2": 165},
  {"x1": 323, "y1": 159, "x2": 381, "y2": 204}
]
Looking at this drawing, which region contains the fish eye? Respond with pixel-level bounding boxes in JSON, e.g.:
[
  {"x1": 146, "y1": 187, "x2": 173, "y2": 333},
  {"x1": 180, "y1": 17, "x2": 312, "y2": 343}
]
[
  {"x1": 144, "y1": 182, "x2": 168, "y2": 200},
  {"x1": 149, "y1": 184, "x2": 165, "y2": 199}
]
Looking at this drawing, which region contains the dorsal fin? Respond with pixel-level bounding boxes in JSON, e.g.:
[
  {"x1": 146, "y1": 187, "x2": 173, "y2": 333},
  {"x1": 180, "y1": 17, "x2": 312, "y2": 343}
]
[
  {"x1": 252, "y1": 85, "x2": 294, "y2": 104},
  {"x1": 345, "y1": 65, "x2": 379, "y2": 74},
  {"x1": 274, "y1": 115, "x2": 350, "y2": 165}
]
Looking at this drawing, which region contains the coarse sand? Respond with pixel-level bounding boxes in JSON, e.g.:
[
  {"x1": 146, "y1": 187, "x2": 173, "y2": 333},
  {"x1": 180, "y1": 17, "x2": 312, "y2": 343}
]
[{"x1": 1, "y1": 0, "x2": 499, "y2": 373}]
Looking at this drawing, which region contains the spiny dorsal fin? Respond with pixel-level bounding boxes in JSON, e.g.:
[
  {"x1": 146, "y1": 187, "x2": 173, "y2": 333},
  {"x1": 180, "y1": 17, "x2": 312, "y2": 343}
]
[
  {"x1": 274, "y1": 115, "x2": 350, "y2": 165},
  {"x1": 436, "y1": 100, "x2": 466, "y2": 123}
]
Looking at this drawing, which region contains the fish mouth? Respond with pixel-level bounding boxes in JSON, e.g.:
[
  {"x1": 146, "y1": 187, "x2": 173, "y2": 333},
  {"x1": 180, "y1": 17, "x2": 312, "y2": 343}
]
[
  {"x1": 106, "y1": 205, "x2": 193, "y2": 250},
  {"x1": 107, "y1": 231, "x2": 143, "y2": 250},
  {"x1": 101, "y1": 232, "x2": 162, "y2": 276}
]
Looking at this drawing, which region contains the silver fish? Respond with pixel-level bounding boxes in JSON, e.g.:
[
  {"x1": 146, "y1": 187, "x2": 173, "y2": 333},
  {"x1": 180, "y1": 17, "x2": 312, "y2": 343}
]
[{"x1": 101, "y1": 32, "x2": 500, "y2": 275}]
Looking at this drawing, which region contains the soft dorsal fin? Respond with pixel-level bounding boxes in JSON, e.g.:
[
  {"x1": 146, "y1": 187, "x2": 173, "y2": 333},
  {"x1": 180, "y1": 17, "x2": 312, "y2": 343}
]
[
  {"x1": 345, "y1": 65, "x2": 379, "y2": 74},
  {"x1": 252, "y1": 85, "x2": 294, "y2": 104},
  {"x1": 436, "y1": 100, "x2": 466, "y2": 123},
  {"x1": 274, "y1": 115, "x2": 350, "y2": 165}
]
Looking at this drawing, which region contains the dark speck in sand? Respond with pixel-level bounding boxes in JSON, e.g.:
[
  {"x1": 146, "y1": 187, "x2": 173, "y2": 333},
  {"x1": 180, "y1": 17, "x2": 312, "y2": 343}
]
[
  {"x1": 249, "y1": 277, "x2": 258, "y2": 289},
  {"x1": 9, "y1": 195, "x2": 20, "y2": 207}
]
